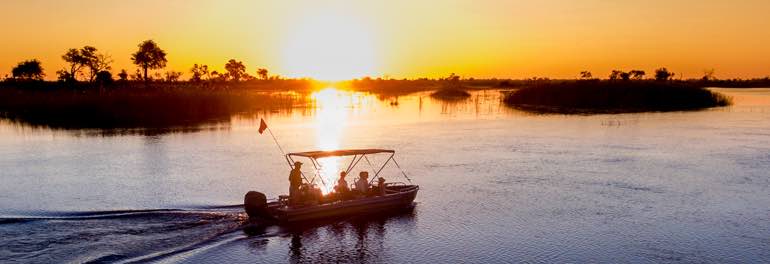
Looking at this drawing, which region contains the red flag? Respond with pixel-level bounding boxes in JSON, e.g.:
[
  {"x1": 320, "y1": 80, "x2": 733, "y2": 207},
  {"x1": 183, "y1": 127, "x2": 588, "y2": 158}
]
[{"x1": 258, "y1": 118, "x2": 268, "y2": 134}]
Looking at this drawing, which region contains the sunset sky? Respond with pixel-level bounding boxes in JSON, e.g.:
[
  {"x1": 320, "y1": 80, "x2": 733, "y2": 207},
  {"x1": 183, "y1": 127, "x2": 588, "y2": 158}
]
[{"x1": 1, "y1": 0, "x2": 769, "y2": 80}]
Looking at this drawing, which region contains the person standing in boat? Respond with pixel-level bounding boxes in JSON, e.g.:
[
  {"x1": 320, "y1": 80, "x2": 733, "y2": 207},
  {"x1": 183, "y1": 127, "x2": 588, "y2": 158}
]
[
  {"x1": 289, "y1": 161, "x2": 303, "y2": 205},
  {"x1": 356, "y1": 171, "x2": 370, "y2": 194}
]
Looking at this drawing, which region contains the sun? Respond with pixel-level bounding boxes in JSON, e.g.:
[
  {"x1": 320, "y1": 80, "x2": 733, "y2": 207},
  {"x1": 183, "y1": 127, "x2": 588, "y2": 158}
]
[{"x1": 281, "y1": 12, "x2": 379, "y2": 81}]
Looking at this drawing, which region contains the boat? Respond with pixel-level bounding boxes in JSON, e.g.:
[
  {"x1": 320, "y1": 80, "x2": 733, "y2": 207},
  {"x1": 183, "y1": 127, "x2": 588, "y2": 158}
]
[{"x1": 244, "y1": 148, "x2": 419, "y2": 224}]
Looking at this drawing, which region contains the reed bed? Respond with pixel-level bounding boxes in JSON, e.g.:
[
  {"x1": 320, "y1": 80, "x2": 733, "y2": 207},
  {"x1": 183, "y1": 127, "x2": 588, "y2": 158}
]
[
  {"x1": 503, "y1": 80, "x2": 732, "y2": 114},
  {"x1": 0, "y1": 84, "x2": 309, "y2": 129}
]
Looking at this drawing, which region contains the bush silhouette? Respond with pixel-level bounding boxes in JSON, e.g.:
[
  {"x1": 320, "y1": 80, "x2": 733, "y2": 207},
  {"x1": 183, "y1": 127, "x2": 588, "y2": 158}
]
[
  {"x1": 12, "y1": 59, "x2": 45, "y2": 81},
  {"x1": 117, "y1": 69, "x2": 128, "y2": 81},
  {"x1": 655, "y1": 68, "x2": 674, "y2": 81},
  {"x1": 95, "y1": 71, "x2": 113, "y2": 86}
]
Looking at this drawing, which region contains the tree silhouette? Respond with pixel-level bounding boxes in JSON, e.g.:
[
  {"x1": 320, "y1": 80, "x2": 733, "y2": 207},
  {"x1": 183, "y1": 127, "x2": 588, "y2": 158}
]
[
  {"x1": 190, "y1": 64, "x2": 209, "y2": 82},
  {"x1": 702, "y1": 68, "x2": 716, "y2": 81},
  {"x1": 87, "y1": 53, "x2": 113, "y2": 82},
  {"x1": 257, "y1": 68, "x2": 269, "y2": 80},
  {"x1": 655, "y1": 68, "x2": 674, "y2": 81},
  {"x1": 609, "y1": 70, "x2": 624, "y2": 80},
  {"x1": 56, "y1": 70, "x2": 71, "y2": 83},
  {"x1": 61, "y1": 46, "x2": 96, "y2": 82},
  {"x1": 131, "y1": 40, "x2": 167, "y2": 82},
  {"x1": 224, "y1": 59, "x2": 246, "y2": 82},
  {"x1": 629, "y1": 70, "x2": 645, "y2": 80},
  {"x1": 60, "y1": 46, "x2": 112, "y2": 83},
  {"x1": 11, "y1": 59, "x2": 45, "y2": 80},
  {"x1": 579, "y1": 71, "x2": 592, "y2": 79},
  {"x1": 619, "y1": 72, "x2": 631, "y2": 81}
]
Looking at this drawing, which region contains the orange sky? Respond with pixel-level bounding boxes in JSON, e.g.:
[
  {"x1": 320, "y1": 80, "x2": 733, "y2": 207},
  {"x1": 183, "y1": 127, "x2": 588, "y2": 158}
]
[{"x1": 1, "y1": 0, "x2": 769, "y2": 80}]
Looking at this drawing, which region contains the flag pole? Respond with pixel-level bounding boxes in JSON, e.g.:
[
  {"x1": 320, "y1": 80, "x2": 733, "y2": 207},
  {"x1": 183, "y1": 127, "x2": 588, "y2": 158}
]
[
  {"x1": 260, "y1": 118, "x2": 292, "y2": 169},
  {"x1": 266, "y1": 126, "x2": 287, "y2": 157},
  {"x1": 260, "y1": 118, "x2": 313, "y2": 184}
]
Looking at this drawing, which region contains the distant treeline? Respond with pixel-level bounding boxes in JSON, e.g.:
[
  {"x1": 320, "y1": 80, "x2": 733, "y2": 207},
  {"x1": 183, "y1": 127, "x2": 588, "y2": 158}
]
[
  {"x1": 5, "y1": 39, "x2": 770, "y2": 91},
  {"x1": 3, "y1": 40, "x2": 278, "y2": 87}
]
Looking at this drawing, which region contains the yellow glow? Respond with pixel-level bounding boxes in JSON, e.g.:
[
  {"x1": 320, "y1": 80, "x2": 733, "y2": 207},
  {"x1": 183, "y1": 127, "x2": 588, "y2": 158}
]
[
  {"x1": 281, "y1": 11, "x2": 378, "y2": 81},
  {"x1": 311, "y1": 87, "x2": 350, "y2": 193},
  {"x1": 3, "y1": 1, "x2": 770, "y2": 79}
]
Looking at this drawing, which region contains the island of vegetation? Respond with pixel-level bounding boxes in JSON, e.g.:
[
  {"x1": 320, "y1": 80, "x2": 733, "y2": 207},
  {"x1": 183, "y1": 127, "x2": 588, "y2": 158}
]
[
  {"x1": 429, "y1": 73, "x2": 472, "y2": 101},
  {"x1": 502, "y1": 69, "x2": 733, "y2": 114}
]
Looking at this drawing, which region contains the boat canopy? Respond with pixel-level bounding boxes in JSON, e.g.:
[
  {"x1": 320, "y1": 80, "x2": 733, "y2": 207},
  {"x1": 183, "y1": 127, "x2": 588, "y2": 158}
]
[
  {"x1": 287, "y1": 149, "x2": 395, "y2": 159},
  {"x1": 284, "y1": 148, "x2": 411, "y2": 188}
]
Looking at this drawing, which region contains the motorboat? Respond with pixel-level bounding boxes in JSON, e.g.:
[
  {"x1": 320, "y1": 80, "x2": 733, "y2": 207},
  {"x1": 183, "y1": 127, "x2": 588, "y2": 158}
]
[{"x1": 244, "y1": 149, "x2": 419, "y2": 224}]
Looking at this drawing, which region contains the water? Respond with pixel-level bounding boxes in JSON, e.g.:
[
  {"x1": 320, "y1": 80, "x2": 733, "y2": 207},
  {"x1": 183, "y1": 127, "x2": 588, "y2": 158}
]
[{"x1": 1, "y1": 88, "x2": 769, "y2": 263}]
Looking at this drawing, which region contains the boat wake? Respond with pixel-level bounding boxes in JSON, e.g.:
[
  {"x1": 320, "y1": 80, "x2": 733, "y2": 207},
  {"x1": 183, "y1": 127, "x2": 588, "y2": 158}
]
[{"x1": 0, "y1": 206, "x2": 247, "y2": 263}]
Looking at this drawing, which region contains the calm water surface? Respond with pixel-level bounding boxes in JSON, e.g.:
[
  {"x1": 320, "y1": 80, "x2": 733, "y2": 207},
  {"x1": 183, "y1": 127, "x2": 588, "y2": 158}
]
[{"x1": 1, "y1": 88, "x2": 769, "y2": 263}]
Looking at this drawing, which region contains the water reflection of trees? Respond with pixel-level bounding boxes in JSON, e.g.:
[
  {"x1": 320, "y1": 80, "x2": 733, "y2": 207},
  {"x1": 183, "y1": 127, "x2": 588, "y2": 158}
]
[{"x1": 280, "y1": 207, "x2": 416, "y2": 263}]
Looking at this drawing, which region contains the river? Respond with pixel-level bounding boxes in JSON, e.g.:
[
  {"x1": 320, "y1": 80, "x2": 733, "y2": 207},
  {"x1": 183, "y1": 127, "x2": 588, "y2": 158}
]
[{"x1": 1, "y1": 88, "x2": 769, "y2": 263}]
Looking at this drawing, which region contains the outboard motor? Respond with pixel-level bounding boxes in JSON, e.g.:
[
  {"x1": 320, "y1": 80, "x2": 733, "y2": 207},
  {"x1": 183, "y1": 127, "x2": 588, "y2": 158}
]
[{"x1": 244, "y1": 191, "x2": 268, "y2": 219}]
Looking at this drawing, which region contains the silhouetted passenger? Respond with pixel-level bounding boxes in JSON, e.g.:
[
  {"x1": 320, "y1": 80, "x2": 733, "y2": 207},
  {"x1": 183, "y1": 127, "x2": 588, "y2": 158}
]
[
  {"x1": 355, "y1": 171, "x2": 370, "y2": 194},
  {"x1": 289, "y1": 161, "x2": 303, "y2": 205},
  {"x1": 335, "y1": 171, "x2": 350, "y2": 195},
  {"x1": 377, "y1": 177, "x2": 386, "y2": 196}
]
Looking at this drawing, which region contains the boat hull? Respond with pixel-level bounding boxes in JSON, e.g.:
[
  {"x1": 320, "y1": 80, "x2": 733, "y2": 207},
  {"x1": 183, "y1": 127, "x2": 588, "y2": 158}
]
[{"x1": 270, "y1": 185, "x2": 418, "y2": 223}]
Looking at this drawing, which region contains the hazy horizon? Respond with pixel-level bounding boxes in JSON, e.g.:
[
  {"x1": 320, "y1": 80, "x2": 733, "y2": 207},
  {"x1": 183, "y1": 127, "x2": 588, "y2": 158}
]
[{"x1": 2, "y1": 0, "x2": 770, "y2": 80}]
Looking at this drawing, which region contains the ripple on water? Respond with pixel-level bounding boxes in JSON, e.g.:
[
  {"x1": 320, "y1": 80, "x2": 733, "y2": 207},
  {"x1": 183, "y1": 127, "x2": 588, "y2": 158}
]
[{"x1": 0, "y1": 209, "x2": 244, "y2": 263}]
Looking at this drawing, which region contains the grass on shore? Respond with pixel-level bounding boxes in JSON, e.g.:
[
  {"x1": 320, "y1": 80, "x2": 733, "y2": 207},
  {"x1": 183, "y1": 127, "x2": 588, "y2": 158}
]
[
  {"x1": 430, "y1": 88, "x2": 471, "y2": 101},
  {"x1": 503, "y1": 80, "x2": 732, "y2": 114}
]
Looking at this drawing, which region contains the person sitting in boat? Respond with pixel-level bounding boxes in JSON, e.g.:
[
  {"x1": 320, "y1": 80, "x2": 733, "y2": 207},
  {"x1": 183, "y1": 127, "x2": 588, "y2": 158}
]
[
  {"x1": 335, "y1": 171, "x2": 350, "y2": 199},
  {"x1": 355, "y1": 171, "x2": 370, "y2": 194},
  {"x1": 301, "y1": 183, "x2": 322, "y2": 205},
  {"x1": 288, "y1": 161, "x2": 303, "y2": 206},
  {"x1": 377, "y1": 177, "x2": 387, "y2": 196}
]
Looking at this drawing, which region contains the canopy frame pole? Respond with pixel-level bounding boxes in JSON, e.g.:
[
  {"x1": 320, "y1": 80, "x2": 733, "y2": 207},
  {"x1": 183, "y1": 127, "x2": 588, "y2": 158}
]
[
  {"x1": 308, "y1": 157, "x2": 328, "y2": 190},
  {"x1": 391, "y1": 157, "x2": 412, "y2": 183},
  {"x1": 373, "y1": 152, "x2": 395, "y2": 181},
  {"x1": 346, "y1": 154, "x2": 365, "y2": 175},
  {"x1": 308, "y1": 157, "x2": 319, "y2": 183},
  {"x1": 364, "y1": 155, "x2": 380, "y2": 185},
  {"x1": 344, "y1": 154, "x2": 358, "y2": 174}
]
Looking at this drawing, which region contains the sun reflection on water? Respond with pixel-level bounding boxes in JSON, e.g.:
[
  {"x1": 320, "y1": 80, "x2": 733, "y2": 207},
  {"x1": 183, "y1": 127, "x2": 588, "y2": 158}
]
[{"x1": 310, "y1": 87, "x2": 350, "y2": 194}]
